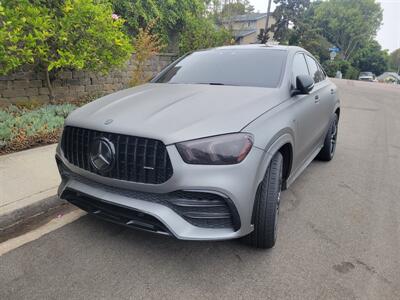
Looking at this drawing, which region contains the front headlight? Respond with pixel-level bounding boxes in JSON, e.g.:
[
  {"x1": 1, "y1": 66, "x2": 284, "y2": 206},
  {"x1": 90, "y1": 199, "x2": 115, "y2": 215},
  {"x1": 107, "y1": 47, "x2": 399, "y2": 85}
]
[{"x1": 176, "y1": 133, "x2": 253, "y2": 165}]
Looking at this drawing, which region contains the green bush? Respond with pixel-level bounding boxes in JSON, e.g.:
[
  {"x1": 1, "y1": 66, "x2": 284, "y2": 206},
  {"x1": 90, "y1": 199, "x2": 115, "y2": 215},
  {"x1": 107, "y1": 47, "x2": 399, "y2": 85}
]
[
  {"x1": 0, "y1": 104, "x2": 76, "y2": 148},
  {"x1": 0, "y1": 0, "x2": 132, "y2": 101},
  {"x1": 179, "y1": 15, "x2": 232, "y2": 55},
  {"x1": 322, "y1": 59, "x2": 359, "y2": 80}
]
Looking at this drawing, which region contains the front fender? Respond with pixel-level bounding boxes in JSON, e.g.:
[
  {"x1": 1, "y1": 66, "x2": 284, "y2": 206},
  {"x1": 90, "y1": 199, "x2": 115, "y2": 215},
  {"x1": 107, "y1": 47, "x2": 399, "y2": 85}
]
[{"x1": 254, "y1": 132, "x2": 294, "y2": 189}]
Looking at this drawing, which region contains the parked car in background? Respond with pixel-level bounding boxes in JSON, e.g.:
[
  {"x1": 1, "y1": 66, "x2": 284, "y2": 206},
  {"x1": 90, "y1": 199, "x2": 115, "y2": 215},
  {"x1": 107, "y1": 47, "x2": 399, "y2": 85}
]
[
  {"x1": 377, "y1": 72, "x2": 400, "y2": 84},
  {"x1": 358, "y1": 71, "x2": 376, "y2": 82},
  {"x1": 56, "y1": 45, "x2": 340, "y2": 249}
]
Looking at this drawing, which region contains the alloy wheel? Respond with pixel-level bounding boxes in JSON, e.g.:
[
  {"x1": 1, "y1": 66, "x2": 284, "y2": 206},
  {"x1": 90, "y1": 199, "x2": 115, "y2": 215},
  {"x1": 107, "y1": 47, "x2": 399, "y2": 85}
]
[{"x1": 330, "y1": 119, "x2": 338, "y2": 156}]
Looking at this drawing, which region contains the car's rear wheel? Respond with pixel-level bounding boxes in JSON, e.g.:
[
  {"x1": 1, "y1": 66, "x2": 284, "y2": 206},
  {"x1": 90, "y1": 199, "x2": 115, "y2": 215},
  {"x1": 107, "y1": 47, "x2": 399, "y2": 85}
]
[
  {"x1": 241, "y1": 152, "x2": 283, "y2": 249},
  {"x1": 317, "y1": 114, "x2": 339, "y2": 161}
]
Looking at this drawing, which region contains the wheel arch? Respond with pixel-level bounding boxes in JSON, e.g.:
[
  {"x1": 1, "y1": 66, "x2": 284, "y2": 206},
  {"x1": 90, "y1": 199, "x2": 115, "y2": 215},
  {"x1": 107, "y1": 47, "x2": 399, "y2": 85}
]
[
  {"x1": 335, "y1": 107, "x2": 340, "y2": 118},
  {"x1": 277, "y1": 143, "x2": 293, "y2": 190},
  {"x1": 254, "y1": 132, "x2": 294, "y2": 191},
  {"x1": 249, "y1": 134, "x2": 293, "y2": 227}
]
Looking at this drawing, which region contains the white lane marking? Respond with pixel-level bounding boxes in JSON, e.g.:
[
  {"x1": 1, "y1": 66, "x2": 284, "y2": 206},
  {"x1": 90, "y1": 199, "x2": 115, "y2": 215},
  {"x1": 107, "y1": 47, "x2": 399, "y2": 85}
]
[{"x1": 0, "y1": 210, "x2": 86, "y2": 256}]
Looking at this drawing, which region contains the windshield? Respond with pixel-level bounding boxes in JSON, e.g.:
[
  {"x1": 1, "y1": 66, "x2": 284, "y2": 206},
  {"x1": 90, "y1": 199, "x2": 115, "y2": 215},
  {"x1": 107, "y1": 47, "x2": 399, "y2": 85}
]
[{"x1": 153, "y1": 49, "x2": 287, "y2": 88}]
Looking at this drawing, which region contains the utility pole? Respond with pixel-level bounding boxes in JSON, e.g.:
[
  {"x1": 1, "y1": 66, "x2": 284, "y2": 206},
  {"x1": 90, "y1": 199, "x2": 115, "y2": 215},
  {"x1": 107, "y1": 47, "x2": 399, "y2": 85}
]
[{"x1": 264, "y1": 0, "x2": 273, "y2": 41}]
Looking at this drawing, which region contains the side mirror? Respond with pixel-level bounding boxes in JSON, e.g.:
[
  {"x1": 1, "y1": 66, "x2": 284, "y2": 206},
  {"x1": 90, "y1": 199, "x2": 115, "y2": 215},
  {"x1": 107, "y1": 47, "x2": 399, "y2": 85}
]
[{"x1": 292, "y1": 75, "x2": 314, "y2": 95}]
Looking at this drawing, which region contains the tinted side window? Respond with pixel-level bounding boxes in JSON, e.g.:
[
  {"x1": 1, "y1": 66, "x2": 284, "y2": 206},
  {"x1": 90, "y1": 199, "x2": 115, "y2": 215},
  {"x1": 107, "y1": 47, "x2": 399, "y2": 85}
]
[
  {"x1": 317, "y1": 64, "x2": 326, "y2": 81},
  {"x1": 306, "y1": 55, "x2": 322, "y2": 83},
  {"x1": 292, "y1": 53, "x2": 309, "y2": 87}
]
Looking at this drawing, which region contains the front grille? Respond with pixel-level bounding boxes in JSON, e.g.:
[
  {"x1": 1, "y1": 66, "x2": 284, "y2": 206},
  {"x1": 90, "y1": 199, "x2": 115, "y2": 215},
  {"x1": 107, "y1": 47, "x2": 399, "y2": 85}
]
[
  {"x1": 61, "y1": 188, "x2": 170, "y2": 235},
  {"x1": 61, "y1": 126, "x2": 173, "y2": 184}
]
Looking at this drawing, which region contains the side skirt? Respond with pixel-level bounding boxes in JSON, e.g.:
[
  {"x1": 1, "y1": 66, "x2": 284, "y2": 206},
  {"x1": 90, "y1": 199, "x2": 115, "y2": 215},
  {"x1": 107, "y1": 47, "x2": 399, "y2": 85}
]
[{"x1": 285, "y1": 144, "x2": 323, "y2": 189}]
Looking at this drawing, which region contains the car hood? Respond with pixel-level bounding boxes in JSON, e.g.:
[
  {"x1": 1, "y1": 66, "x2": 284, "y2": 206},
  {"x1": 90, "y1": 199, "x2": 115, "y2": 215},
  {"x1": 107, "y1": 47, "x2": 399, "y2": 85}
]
[{"x1": 66, "y1": 83, "x2": 284, "y2": 144}]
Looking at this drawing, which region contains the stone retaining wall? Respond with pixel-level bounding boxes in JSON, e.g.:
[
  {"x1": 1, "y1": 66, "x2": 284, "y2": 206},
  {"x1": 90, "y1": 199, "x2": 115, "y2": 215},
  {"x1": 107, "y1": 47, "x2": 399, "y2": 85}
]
[{"x1": 0, "y1": 53, "x2": 177, "y2": 106}]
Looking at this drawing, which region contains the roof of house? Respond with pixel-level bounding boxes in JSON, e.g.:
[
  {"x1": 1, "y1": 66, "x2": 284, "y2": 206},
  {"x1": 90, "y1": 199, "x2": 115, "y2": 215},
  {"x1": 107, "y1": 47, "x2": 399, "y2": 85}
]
[
  {"x1": 232, "y1": 29, "x2": 257, "y2": 39},
  {"x1": 377, "y1": 72, "x2": 400, "y2": 81},
  {"x1": 222, "y1": 13, "x2": 268, "y2": 23}
]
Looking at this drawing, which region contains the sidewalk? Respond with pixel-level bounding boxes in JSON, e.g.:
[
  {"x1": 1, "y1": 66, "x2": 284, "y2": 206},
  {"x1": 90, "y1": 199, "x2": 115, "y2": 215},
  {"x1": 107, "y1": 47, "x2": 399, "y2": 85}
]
[{"x1": 0, "y1": 144, "x2": 61, "y2": 229}]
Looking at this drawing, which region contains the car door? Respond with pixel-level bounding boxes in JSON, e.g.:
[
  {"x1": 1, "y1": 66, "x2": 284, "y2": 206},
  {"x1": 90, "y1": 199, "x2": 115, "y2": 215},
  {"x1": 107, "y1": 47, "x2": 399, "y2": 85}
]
[
  {"x1": 290, "y1": 53, "x2": 321, "y2": 170},
  {"x1": 305, "y1": 55, "x2": 333, "y2": 144}
]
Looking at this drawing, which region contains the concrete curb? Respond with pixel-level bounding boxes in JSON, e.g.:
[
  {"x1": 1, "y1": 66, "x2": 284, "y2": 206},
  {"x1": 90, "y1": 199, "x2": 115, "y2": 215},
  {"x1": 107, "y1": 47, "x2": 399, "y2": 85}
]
[{"x1": 0, "y1": 195, "x2": 65, "y2": 231}]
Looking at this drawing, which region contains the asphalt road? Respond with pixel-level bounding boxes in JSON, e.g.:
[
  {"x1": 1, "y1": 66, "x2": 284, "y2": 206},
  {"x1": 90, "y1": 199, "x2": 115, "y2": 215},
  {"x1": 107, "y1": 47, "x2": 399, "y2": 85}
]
[{"x1": 1, "y1": 79, "x2": 399, "y2": 300}]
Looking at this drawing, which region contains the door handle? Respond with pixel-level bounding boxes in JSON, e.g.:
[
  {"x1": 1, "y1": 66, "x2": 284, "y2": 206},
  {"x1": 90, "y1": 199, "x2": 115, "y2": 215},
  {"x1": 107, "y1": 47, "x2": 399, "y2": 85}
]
[
  {"x1": 330, "y1": 89, "x2": 335, "y2": 94},
  {"x1": 314, "y1": 95, "x2": 320, "y2": 103}
]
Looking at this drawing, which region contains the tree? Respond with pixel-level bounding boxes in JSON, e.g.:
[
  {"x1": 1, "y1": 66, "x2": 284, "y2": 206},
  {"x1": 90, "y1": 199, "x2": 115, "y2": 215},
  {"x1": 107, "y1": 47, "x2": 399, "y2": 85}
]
[
  {"x1": 313, "y1": 0, "x2": 383, "y2": 60},
  {"x1": 271, "y1": 0, "x2": 310, "y2": 44},
  {"x1": 269, "y1": 0, "x2": 329, "y2": 61},
  {"x1": 131, "y1": 20, "x2": 165, "y2": 86},
  {"x1": 221, "y1": 0, "x2": 254, "y2": 17},
  {"x1": 0, "y1": 0, "x2": 132, "y2": 101},
  {"x1": 351, "y1": 40, "x2": 389, "y2": 75},
  {"x1": 111, "y1": 0, "x2": 160, "y2": 35},
  {"x1": 111, "y1": 0, "x2": 206, "y2": 44},
  {"x1": 286, "y1": 2, "x2": 331, "y2": 62},
  {"x1": 271, "y1": 0, "x2": 385, "y2": 79},
  {"x1": 178, "y1": 14, "x2": 232, "y2": 55},
  {"x1": 205, "y1": 0, "x2": 222, "y2": 21},
  {"x1": 322, "y1": 59, "x2": 359, "y2": 79},
  {"x1": 111, "y1": 0, "x2": 232, "y2": 55},
  {"x1": 257, "y1": 28, "x2": 271, "y2": 44},
  {"x1": 291, "y1": 24, "x2": 331, "y2": 62},
  {"x1": 389, "y1": 48, "x2": 400, "y2": 73},
  {"x1": 0, "y1": 1, "x2": 53, "y2": 76}
]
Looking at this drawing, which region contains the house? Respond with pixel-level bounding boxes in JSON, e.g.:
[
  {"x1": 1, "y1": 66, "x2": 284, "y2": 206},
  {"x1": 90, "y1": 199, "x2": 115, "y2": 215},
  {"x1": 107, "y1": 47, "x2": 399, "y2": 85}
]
[
  {"x1": 221, "y1": 13, "x2": 275, "y2": 45},
  {"x1": 377, "y1": 72, "x2": 400, "y2": 84}
]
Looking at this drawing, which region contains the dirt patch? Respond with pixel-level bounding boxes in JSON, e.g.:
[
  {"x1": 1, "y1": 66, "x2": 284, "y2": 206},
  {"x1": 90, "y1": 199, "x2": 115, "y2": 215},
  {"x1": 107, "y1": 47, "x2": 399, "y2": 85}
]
[{"x1": 0, "y1": 129, "x2": 61, "y2": 155}]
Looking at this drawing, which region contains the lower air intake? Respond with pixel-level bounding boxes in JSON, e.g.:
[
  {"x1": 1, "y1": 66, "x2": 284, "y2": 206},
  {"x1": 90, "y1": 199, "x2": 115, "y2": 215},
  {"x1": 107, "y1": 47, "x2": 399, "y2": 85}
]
[
  {"x1": 61, "y1": 188, "x2": 171, "y2": 235},
  {"x1": 168, "y1": 191, "x2": 240, "y2": 230}
]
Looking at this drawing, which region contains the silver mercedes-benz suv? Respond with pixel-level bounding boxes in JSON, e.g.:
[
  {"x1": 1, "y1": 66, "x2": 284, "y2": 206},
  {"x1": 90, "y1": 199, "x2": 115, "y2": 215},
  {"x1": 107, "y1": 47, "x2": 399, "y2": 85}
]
[{"x1": 56, "y1": 45, "x2": 340, "y2": 248}]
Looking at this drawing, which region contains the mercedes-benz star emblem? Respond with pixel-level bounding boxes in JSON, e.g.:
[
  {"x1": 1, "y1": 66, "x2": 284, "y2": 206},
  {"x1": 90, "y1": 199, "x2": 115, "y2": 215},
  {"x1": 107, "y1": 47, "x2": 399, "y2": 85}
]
[{"x1": 89, "y1": 137, "x2": 115, "y2": 172}]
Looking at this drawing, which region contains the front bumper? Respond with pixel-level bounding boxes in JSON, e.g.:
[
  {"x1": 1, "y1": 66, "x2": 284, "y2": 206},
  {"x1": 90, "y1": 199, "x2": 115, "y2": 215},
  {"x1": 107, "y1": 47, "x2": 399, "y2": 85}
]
[{"x1": 56, "y1": 143, "x2": 266, "y2": 240}]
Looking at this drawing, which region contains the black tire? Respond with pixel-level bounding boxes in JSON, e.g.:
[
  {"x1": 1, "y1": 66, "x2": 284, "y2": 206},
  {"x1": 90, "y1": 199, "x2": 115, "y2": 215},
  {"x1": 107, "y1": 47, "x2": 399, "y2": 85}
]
[
  {"x1": 242, "y1": 152, "x2": 283, "y2": 249},
  {"x1": 317, "y1": 114, "x2": 339, "y2": 161}
]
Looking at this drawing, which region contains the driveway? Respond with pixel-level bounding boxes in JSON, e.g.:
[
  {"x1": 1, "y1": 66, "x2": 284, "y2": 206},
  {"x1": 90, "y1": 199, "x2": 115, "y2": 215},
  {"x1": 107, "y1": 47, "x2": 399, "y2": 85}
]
[{"x1": 1, "y1": 80, "x2": 399, "y2": 299}]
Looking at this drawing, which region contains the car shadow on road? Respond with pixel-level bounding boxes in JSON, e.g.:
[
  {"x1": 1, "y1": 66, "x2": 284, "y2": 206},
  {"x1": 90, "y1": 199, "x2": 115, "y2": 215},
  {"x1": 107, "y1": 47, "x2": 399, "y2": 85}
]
[{"x1": 67, "y1": 213, "x2": 275, "y2": 266}]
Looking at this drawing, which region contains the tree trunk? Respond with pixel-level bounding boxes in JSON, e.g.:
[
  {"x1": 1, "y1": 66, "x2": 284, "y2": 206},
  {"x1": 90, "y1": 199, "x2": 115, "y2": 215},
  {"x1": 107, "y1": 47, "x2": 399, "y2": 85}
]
[
  {"x1": 264, "y1": 0, "x2": 273, "y2": 42},
  {"x1": 44, "y1": 67, "x2": 55, "y2": 104}
]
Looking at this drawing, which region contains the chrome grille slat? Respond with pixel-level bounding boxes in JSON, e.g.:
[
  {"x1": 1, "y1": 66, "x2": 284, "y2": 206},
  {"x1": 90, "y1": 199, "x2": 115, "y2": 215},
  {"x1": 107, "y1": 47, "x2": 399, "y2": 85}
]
[
  {"x1": 124, "y1": 136, "x2": 129, "y2": 180},
  {"x1": 68, "y1": 127, "x2": 74, "y2": 165},
  {"x1": 143, "y1": 139, "x2": 148, "y2": 183},
  {"x1": 115, "y1": 135, "x2": 120, "y2": 179},
  {"x1": 87, "y1": 129, "x2": 93, "y2": 173},
  {"x1": 133, "y1": 137, "x2": 138, "y2": 182}
]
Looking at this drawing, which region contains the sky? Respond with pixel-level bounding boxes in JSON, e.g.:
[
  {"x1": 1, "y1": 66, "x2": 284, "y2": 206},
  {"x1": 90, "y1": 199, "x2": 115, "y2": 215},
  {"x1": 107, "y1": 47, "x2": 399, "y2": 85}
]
[{"x1": 250, "y1": 0, "x2": 400, "y2": 53}]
